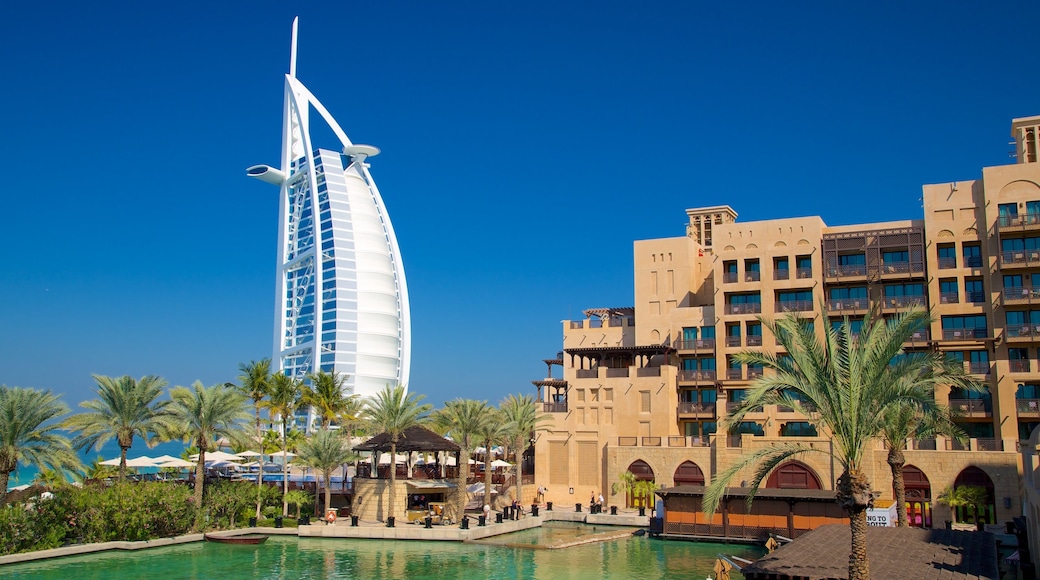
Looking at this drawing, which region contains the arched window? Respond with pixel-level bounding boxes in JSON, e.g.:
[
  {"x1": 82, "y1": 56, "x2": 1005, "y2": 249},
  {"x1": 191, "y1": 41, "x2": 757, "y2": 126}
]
[
  {"x1": 628, "y1": 460, "x2": 654, "y2": 481},
  {"x1": 765, "y1": 461, "x2": 822, "y2": 490},
  {"x1": 952, "y1": 466, "x2": 996, "y2": 526},
  {"x1": 902, "y1": 465, "x2": 932, "y2": 528},
  {"x1": 673, "y1": 461, "x2": 705, "y2": 486}
]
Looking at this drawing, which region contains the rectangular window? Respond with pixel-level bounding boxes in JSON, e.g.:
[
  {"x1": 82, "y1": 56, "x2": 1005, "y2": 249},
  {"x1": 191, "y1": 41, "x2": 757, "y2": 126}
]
[
  {"x1": 963, "y1": 244, "x2": 982, "y2": 268},
  {"x1": 723, "y1": 261, "x2": 737, "y2": 283},
  {"x1": 745, "y1": 259, "x2": 760, "y2": 281},
  {"x1": 999, "y1": 202, "x2": 1019, "y2": 226},
  {"x1": 940, "y1": 315, "x2": 988, "y2": 339},
  {"x1": 781, "y1": 422, "x2": 818, "y2": 437},
  {"x1": 796, "y1": 255, "x2": 813, "y2": 278},
  {"x1": 965, "y1": 278, "x2": 985, "y2": 303},
  {"x1": 774, "y1": 257, "x2": 790, "y2": 280},
  {"x1": 937, "y1": 244, "x2": 956, "y2": 269},
  {"x1": 939, "y1": 279, "x2": 958, "y2": 304}
]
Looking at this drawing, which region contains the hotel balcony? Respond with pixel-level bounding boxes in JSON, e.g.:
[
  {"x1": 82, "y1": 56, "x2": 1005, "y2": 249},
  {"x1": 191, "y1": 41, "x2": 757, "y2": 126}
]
[
  {"x1": 905, "y1": 329, "x2": 930, "y2": 346},
  {"x1": 826, "y1": 298, "x2": 868, "y2": 312},
  {"x1": 1010, "y1": 360, "x2": 1031, "y2": 373},
  {"x1": 677, "y1": 369, "x2": 716, "y2": 385},
  {"x1": 1006, "y1": 325, "x2": 1040, "y2": 342},
  {"x1": 543, "y1": 401, "x2": 568, "y2": 413},
  {"x1": 937, "y1": 257, "x2": 957, "y2": 269},
  {"x1": 949, "y1": 398, "x2": 991, "y2": 418},
  {"x1": 795, "y1": 267, "x2": 813, "y2": 280},
  {"x1": 939, "y1": 292, "x2": 959, "y2": 304},
  {"x1": 726, "y1": 368, "x2": 743, "y2": 380},
  {"x1": 747, "y1": 367, "x2": 764, "y2": 379},
  {"x1": 619, "y1": 435, "x2": 713, "y2": 447},
  {"x1": 725, "y1": 303, "x2": 762, "y2": 315},
  {"x1": 1017, "y1": 398, "x2": 1040, "y2": 418},
  {"x1": 677, "y1": 402, "x2": 716, "y2": 418},
  {"x1": 1001, "y1": 250, "x2": 1040, "y2": 268},
  {"x1": 723, "y1": 272, "x2": 738, "y2": 284},
  {"x1": 965, "y1": 362, "x2": 992, "y2": 376},
  {"x1": 666, "y1": 435, "x2": 712, "y2": 447},
  {"x1": 726, "y1": 401, "x2": 764, "y2": 413},
  {"x1": 826, "y1": 264, "x2": 867, "y2": 279},
  {"x1": 777, "y1": 401, "x2": 817, "y2": 414},
  {"x1": 775, "y1": 300, "x2": 813, "y2": 313},
  {"x1": 774, "y1": 269, "x2": 790, "y2": 281},
  {"x1": 745, "y1": 271, "x2": 761, "y2": 282},
  {"x1": 1003, "y1": 286, "x2": 1040, "y2": 305},
  {"x1": 879, "y1": 261, "x2": 925, "y2": 277},
  {"x1": 677, "y1": 338, "x2": 715, "y2": 352},
  {"x1": 998, "y1": 212, "x2": 1040, "y2": 232},
  {"x1": 883, "y1": 295, "x2": 926, "y2": 310},
  {"x1": 945, "y1": 438, "x2": 1003, "y2": 452},
  {"x1": 746, "y1": 335, "x2": 763, "y2": 346},
  {"x1": 942, "y1": 328, "x2": 987, "y2": 340},
  {"x1": 725, "y1": 336, "x2": 742, "y2": 347}
]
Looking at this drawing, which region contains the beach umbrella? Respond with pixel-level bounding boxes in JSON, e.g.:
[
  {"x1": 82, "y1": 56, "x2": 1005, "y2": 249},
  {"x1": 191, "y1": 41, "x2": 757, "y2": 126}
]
[
  {"x1": 151, "y1": 455, "x2": 181, "y2": 464},
  {"x1": 189, "y1": 451, "x2": 244, "y2": 462},
  {"x1": 490, "y1": 459, "x2": 512, "y2": 469},
  {"x1": 156, "y1": 458, "x2": 195, "y2": 469},
  {"x1": 236, "y1": 450, "x2": 264, "y2": 458},
  {"x1": 268, "y1": 450, "x2": 296, "y2": 459},
  {"x1": 101, "y1": 456, "x2": 157, "y2": 468}
]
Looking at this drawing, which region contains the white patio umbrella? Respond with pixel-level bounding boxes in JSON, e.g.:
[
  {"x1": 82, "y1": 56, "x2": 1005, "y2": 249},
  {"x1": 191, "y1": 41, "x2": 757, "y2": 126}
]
[
  {"x1": 268, "y1": 450, "x2": 296, "y2": 459},
  {"x1": 151, "y1": 455, "x2": 181, "y2": 464},
  {"x1": 236, "y1": 450, "x2": 264, "y2": 458},
  {"x1": 156, "y1": 458, "x2": 195, "y2": 469},
  {"x1": 490, "y1": 459, "x2": 513, "y2": 469},
  {"x1": 101, "y1": 456, "x2": 157, "y2": 468},
  {"x1": 190, "y1": 451, "x2": 244, "y2": 462}
]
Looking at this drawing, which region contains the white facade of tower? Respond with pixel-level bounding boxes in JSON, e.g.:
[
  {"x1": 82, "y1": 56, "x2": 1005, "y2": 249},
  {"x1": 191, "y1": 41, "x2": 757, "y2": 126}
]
[{"x1": 247, "y1": 18, "x2": 410, "y2": 404}]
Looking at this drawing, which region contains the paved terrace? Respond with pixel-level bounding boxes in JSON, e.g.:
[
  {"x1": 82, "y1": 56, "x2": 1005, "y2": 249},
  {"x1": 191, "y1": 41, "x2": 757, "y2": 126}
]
[{"x1": 0, "y1": 507, "x2": 650, "y2": 566}]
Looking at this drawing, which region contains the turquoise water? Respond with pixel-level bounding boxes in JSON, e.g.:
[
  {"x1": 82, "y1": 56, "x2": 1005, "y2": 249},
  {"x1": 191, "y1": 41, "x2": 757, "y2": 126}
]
[
  {"x1": 4, "y1": 525, "x2": 764, "y2": 579},
  {"x1": 8, "y1": 439, "x2": 189, "y2": 489}
]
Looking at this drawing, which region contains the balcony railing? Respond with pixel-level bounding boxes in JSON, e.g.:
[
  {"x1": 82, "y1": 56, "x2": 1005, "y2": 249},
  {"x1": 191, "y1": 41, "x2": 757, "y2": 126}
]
[
  {"x1": 964, "y1": 255, "x2": 983, "y2": 268},
  {"x1": 880, "y1": 261, "x2": 917, "y2": 274},
  {"x1": 827, "y1": 298, "x2": 868, "y2": 311},
  {"x1": 906, "y1": 329, "x2": 930, "y2": 344},
  {"x1": 636, "y1": 367, "x2": 661, "y2": 377},
  {"x1": 747, "y1": 367, "x2": 764, "y2": 379},
  {"x1": 776, "y1": 300, "x2": 813, "y2": 313},
  {"x1": 726, "y1": 436, "x2": 742, "y2": 448},
  {"x1": 1017, "y1": 398, "x2": 1040, "y2": 417},
  {"x1": 998, "y1": 212, "x2": 1040, "y2": 229},
  {"x1": 1006, "y1": 325, "x2": 1040, "y2": 341},
  {"x1": 795, "y1": 267, "x2": 813, "y2": 279},
  {"x1": 939, "y1": 292, "x2": 959, "y2": 304},
  {"x1": 543, "y1": 402, "x2": 568, "y2": 413},
  {"x1": 726, "y1": 303, "x2": 762, "y2": 315},
  {"x1": 725, "y1": 336, "x2": 742, "y2": 347},
  {"x1": 641, "y1": 437, "x2": 662, "y2": 447},
  {"x1": 884, "y1": 295, "x2": 926, "y2": 308},
  {"x1": 945, "y1": 439, "x2": 968, "y2": 451},
  {"x1": 604, "y1": 368, "x2": 629, "y2": 378},
  {"x1": 723, "y1": 272, "x2": 738, "y2": 283},
  {"x1": 678, "y1": 369, "x2": 717, "y2": 383},
  {"x1": 746, "y1": 335, "x2": 763, "y2": 346},
  {"x1": 677, "y1": 402, "x2": 716, "y2": 416},
  {"x1": 745, "y1": 271, "x2": 761, "y2": 282},
  {"x1": 726, "y1": 401, "x2": 764, "y2": 413},
  {"x1": 677, "y1": 338, "x2": 715, "y2": 351},
  {"x1": 950, "y1": 398, "x2": 991, "y2": 417},
  {"x1": 828, "y1": 264, "x2": 866, "y2": 278},
  {"x1": 618, "y1": 437, "x2": 638, "y2": 447},
  {"x1": 667, "y1": 435, "x2": 711, "y2": 447},
  {"x1": 576, "y1": 369, "x2": 598, "y2": 378},
  {"x1": 726, "y1": 368, "x2": 743, "y2": 380},
  {"x1": 1003, "y1": 287, "x2": 1040, "y2": 303},
  {"x1": 966, "y1": 362, "x2": 991, "y2": 375},
  {"x1": 911, "y1": 438, "x2": 937, "y2": 450},
  {"x1": 938, "y1": 257, "x2": 957, "y2": 269},
  {"x1": 942, "y1": 328, "x2": 987, "y2": 340},
  {"x1": 965, "y1": 291, "x2": 986, "y2": 304},
  {"x1": 1001, "y1": 251, "x2": 1040, "y2": 267},
  {"x1": 1010, "y1": 360, "x2": 1031, "y2": 373},
  {"x1": 774, "y1": 269, "x2": 790, "y2": 280}
]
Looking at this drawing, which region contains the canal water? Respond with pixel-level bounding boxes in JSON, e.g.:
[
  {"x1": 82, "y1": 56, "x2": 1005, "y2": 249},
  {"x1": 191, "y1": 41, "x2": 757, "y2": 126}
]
[{"x1": 4, "y1": 523, "x2": 764, "y2": 579}]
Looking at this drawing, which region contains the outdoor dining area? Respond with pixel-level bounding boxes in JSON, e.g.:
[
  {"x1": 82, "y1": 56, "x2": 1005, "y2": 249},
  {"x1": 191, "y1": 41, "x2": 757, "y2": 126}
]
[{"x1": 90, "y1": 449, "x2": 300, "y2": 485}]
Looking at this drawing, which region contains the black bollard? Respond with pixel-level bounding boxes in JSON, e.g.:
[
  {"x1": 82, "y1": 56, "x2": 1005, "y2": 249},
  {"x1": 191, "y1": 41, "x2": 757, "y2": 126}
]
[
  {"x1": 478, "y1": 515, "x2": 486, "y2": 527},
  {"x1": 351, "y1": 515, "x2": 359, "y2": 527},
  {"x1": 504, "y1": 506, "x2": 511, "y2": 520},
  {"x1": 531, "y1": 504, "x2": 539, "y2": 517},
  {"x1": 461, "y1": 517, "x2": 470, "y2": 529},
  {"x1": 610, "y1": 506, "x2": 617, "y2": 516},
  {"x1": 425, "y1": 516, "x2": 433, "y2": 529},
  {"x1": 248, "y1": 517, "x2": 257, "y2": 527},
  {"x1": 576, "y1": 503, "x2": 582, "y2": 513},
  {"x1": 496, "y1": 512, "x2": 503, "y2": 524},
  {"x1": 274, "y1": 516, "x2": 283, "y2": 528},
  {"x1": 547, "y1": 501, "x2": 553, "y2": 511},
  {"x1": 387, "y1": 516, "x2": 395, "y2": 528}
]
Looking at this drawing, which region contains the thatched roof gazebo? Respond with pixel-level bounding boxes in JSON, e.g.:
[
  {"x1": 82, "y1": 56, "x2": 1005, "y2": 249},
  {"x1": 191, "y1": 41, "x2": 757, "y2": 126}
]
[{"x1": 354, "y1": 425, "x2": 461, "y2": 455}]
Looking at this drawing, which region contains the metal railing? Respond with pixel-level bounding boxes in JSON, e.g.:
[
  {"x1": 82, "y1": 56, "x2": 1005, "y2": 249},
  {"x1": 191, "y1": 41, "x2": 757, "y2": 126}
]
[
  {"x1": 774, "y1": 269, "x2": 790, "y2": 280},
  {"x1": 1005, "y1": 326, "x2": 1040, "y2": 340},
  {"x1": 942, "y1": 328, "x2": 987, "y2": 340},
  {"x1": 906, "y1": 330, "x2": 930, "y2": 343},
  {"x1": 641, "y1": 437, "x2": 662, "y2": 447},
  {"x1": 937, "y1": 257, "x2": 957, "y2": 269},
  {"x1": 677, "y1": 369, "x2": 716, "y2": 383},
  {"x1": 576, "y1": 369, "x2": 598, "y2": 378},
  {"x1": 1017, "y1": 398, "x2": 1040, "y2": 417},
  {"x1": 605, "y1": 368, "x2": 629, "y2": 378},
  {"x1": 543, "y1": 402, "x2": 568, "y2": 413},
  {"x1": 828, "y1": 264, "x2": 867, "y2": 277},
  {"x1": 945, "y1": 439, "x2": 968, "y2": 451},
  {"x1": 1010, "y1": 360, "x2": 1031, "y2": 373},
  {"x1": 636, "y1": 367, "x2": 661, "y2": 377},
  {"x1": 677, "y1": 402, "x2": 716, "y2": 415},
  {"x1": 998, "y1": 213, "x2": 1040, "y2": 228},
  {"x1": 725, "y1": 336, "x2": 742, "y2": 347},
  {"x1": 1001, "y1": 251, "x2": 1040, "y2": 267},
  {"x1": 726, "y1": 369, "x2": 743, "y2": 380},
  {"x1": 884, "y1": 295, "x2": 926, "y2": 308},
  {"x1": 939, "y1": 292, "x2": 959, "y2": 304},
  {"x1": 726, "y1": 436, "x2": 742, "y2": 448},
  {"x1": 949, "y1": 398, "x2": 991, "y2": 417},
  {"x1": 726, "y1": 303, "x2": 762, "y2": 315},
  {"x1": 976, "y1": 438, "x2": 1003, "y2": 452},
  {"x1": 1003, "y1": 287, "x2": 1040, "y2": 303},
  {"x1": 912, "y1": 438, "x2": 937, "y2": 450},
  {"x1": 747, "y1": 367, "x2": 764, "y2": 379},
  {"x1": 723, "y1": 272, "x2": 738, "y2": 283},
  {"x1": 776, "y1": 300, "x2": 813, "y2": 313},
  {"x1": 967, "y1": 362, "x2": 991, "y2": 375},
  {"x1": 677, "y1": 338, "x2": 715, "y2": 351},
  {"x1": 795, "y1": 267, "x2": 813, "y2": 279},
  {"x1": 827, "y1": 298, "x2": 868, "y2": 311},
  {"x1": 745, "y1": 271, "x2": 761, "y2": 282},
  {"x1": 746, "y1": 335, "x2": 763, "y2": 346},
  {"x1": 618, "y1": 437, "x2": 638, "y2": 447}
]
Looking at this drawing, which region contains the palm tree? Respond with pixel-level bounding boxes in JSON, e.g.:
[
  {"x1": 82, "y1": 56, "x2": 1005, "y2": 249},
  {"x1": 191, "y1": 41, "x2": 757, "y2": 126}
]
[
  {"x1": 363, "y1": 385, "x2": 431, "y2": 522},
  {"x1": 0, "y1": 386, "x2": 81, "y2": 504},
  {"x1": 879, "y1": 398, "x2": 972, "y2": 527},
  {"x1": 62, "y1": 375, "x2": 174, "y2": 481},
  {"x1": 613, "y1": 470, "x2": 637, "y2": 508},
  {"x1": 703, "y1": 307, "x2": 955, "y2": 580},
  {"x1": 262, "y1": 372, "x2": 304, "y2": 516},
  {"x1": 499, "y1": 394, "x2": 550, "y2": 507},
  {"x1": 938, "y1": 484, "x2": 989, "y2": 528},
  {"x1": 434, "y1": 399, "x2": 490, "y2": 519},
  {"x1": 337, "y1": 395, "x2": 366, "y2": 443},
  {"x1": 295, "y1": 428, "x2": 357, "y2": 516},
  {"x1": 236, "y1": 359, "x2": 272, "y2": 520},
  {"x1": 477, "y1": 408, "x2": 509, "y2": 509},
  {"x1": 303, "y1": 371, "x2": 349, "y2": 429},
  {"x1": 168, "y1": 381, "x2": 249, "y2": 525}
]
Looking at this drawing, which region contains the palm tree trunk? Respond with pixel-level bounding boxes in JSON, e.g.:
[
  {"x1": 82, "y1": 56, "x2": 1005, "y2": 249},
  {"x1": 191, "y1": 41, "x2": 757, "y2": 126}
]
[
  {"x1": 887, "y1": 446, "x2": 908, "y2": 527},
  {"x1": 255, "y1": 405, "x2": 263, "y2": 520},
  {"x1": 0, "y1": 469, "x2": 11, "y2": 505},
  {"x1": 119, "y1": 445, "x2": 129, "y2": 481},
  {"x1": 456, "y1": 452, "x2": 469, "y2": 521},
  {"x1": 388, "y1": 440, "x2": 398, "y2": 522},
  {"x1": 837, "y1": 469, "x2": 872, "y2": 580},
  {"x1": 281, "y1": 418, "x2": 289, "y2": 517},
  {"x1": 324, "y1": 472, "x2": 332, "y2": 518},
  {"x1": 193, "y1": 447, "x2": 206, "y2": 529},
  {"x1": 482, "y1": 440, "x2": 492, "y2": 509}
]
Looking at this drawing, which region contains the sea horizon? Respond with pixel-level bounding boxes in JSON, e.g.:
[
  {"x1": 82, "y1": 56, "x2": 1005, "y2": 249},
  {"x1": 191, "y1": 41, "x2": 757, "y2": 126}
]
[{"x1": 8, "y1": 438, "x2": 190, "y2": 491}]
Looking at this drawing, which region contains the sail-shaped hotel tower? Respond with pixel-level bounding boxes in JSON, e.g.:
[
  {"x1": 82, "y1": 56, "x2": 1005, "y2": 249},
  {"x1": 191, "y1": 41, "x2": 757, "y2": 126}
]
[{"x1": 247, "y1": 18, "x2": 410, "y2": 405}]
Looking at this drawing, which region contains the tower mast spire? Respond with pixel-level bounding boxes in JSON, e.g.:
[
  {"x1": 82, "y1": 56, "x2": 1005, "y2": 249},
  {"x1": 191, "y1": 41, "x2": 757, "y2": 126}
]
[{"x1": 289, "y1": 16, "x2": 299, "y2": 78}]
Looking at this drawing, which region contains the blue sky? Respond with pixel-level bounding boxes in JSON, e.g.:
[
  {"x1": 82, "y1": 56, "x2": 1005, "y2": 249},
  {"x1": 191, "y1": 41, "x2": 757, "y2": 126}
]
[{"x1": 2, "y1": 2, "x2": 1039, "y2": 408}]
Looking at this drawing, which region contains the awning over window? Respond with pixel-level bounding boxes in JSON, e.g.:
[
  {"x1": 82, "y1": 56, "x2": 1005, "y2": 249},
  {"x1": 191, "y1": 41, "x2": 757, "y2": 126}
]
[{"x1": 406, "y1": 481, "x2": 457, "y2": 491}]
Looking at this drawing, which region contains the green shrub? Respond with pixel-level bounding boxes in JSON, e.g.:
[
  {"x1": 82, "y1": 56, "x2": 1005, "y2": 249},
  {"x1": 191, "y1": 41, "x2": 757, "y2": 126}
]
[
  {"x1": 204, "y1": 481, "x2": 256, "y2": 529},
  {"x1": 64, "y1": 482, "x2": 195, "y2": 543},
  {"x1": 0, "y1": 502, "x2": 68, "y2": 555}
]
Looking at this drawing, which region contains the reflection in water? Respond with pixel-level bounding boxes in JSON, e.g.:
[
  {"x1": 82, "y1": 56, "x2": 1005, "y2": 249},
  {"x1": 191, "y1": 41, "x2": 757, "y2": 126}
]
[{"x1": 7, "y1": 527, "x2": 764, "y2": 580}]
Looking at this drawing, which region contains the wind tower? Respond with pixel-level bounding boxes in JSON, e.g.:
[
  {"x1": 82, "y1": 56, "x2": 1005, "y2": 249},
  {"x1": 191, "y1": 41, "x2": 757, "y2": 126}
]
[{"x1": 247, "y1": 18, "x2": 411, "y2": 425}]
